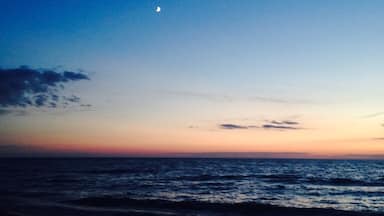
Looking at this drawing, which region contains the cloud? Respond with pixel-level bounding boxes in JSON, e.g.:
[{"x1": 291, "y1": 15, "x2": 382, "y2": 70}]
[
  {"x1": 0, "y1": 109, "x2": 12, "y2": 115},
  {"x1": 262, "y1": 124, "x2": 299, "y2": 130},
  {"x1": 270, "y1": 120, "x2": 299, "y2": 125},
  {"x1": 248, "y1": 96, "x2": 311, "y2": 104},
  {"x1": 157, "y1": 152, "x2": 312, "y2": 158},
  {"x1": 219, "y1": 120, "x2": 301, "y2": 130},
  {"x1": 0, "y1": 144, "x2": 57, "y2": 157},
  {"x1": 362, "y1": 112, "x2": 384, "y2": 118},
  {"x1": 0, "y1": 144, "x2": 96, "y2": 157},
  {"x1": 262, "y1": 119, "x2": 301, "y2": 130},
  {"x1": 163, "y1": 90, "x2": 311, "y2": 104},
  {"x1": 342, "y1": 154, "x2": 384, "y2": 159},
  {"x1": 0, "y1": 66, "x2": 89, "y2": 110},
  {"x1": 373, "y1": 137, "x2": 384, "y2": 140},
  {"x1": 0, "y1": 109, "x2": 27, "y2": 116},
  {"x1": 220, "y1": 124, "x2": 250, "y2": 129}
]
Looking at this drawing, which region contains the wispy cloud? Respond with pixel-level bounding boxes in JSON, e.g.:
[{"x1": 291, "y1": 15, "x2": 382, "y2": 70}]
[
  {"x1": 262, "y1": 124, "x2": 299, "y2": 130},
  {"x1": 163, "y1": 90, "x2": 311, "y2": 104},
  {"x1": 219, "y1": 124, "x2": 251, "y2": 129},
  {"x1": 0, "y1": 66, "x2": 90, "y2": 112},
  {"x1": 218, "y1": 120, "x2": 302, "y2": 130},
  {"x1": 248, "y1": 96, "x2": 311, "y2": 104},
  {"x1": 162, "y1": 90, "x2": 233, "y2": 102},
  {"x1": 362, "y1": 112, "x2": 384, "y2": 118},
  {"x1": 269, "y1": 120, "x2": 299, "y2": 125}
]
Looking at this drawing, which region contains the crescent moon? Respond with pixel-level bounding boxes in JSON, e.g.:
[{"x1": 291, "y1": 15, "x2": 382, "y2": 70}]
[{"x1": 155, "y1": 6, "x2": 161, "y2": 13}]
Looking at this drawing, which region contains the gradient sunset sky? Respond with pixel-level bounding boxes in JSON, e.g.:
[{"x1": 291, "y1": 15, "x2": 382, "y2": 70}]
[{"x1": 0, "y1": 0, "x2": 383, "y2": 158}]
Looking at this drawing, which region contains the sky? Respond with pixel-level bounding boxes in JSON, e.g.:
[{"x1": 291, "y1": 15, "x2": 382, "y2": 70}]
[{"x1": 0, "y1": 0, "x2": 383, "y2": 158}]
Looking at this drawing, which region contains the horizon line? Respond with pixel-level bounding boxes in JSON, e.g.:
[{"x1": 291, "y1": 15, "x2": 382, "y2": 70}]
[{"x1": 2, "y1": 152, "x2": 384, "y2": 160}]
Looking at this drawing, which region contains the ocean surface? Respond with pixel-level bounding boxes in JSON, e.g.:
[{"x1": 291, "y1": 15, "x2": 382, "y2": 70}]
[{"x1": 1, "y1": 158, "x2": 384, "y2": 214}]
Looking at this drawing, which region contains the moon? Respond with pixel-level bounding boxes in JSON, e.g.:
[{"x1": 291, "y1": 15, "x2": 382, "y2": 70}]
[{"x1": 155, "y1": 6, "x2": 161, "y2": 13}]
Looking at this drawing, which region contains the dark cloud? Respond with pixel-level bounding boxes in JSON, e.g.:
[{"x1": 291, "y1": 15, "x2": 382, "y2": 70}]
[
  {"x1": 262, "y1": 124, "x2": 299, "y2": 130},
  {"x1": 0, "y1": 144, "x2": 96, "y2": 157},
  {"x1": 219, "y1": 120, "x2": 301, "y2": 130},
  {"x1": 282, "y1": 120, "x2": 299, "y2": 125},
  {"x1": 220, "y1": 124, "x2": 249, "y2": 129},
  {"x1": 0, "y1": 109, "x2": 28, "y2": 116},
  {"x1": 0, "y1": 144, "x2": 48, "y2": 157},
  {"x1": 64, "y1": 95, "x2": 81, "y2": 103},
  {"x1": 263, "y1": 119, "x2": 301, "y2": 130},
  {"x1": 0, "y1": 109, "x2": 12, "y2": 115},
  {"x1": 0, "y1": 66, "x2": 89, "y2": 110},
  {"x1": 270, "y1": 120, "x2": 299, "y2": 125},
  {"x1": 373, "y1": 138, "x2": 384, "y2": 140}
]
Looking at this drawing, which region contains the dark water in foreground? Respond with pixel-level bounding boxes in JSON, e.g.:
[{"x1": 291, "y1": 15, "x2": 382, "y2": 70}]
[{"x1": 1, "y1": 158, "x2": 384, "y2": 213}]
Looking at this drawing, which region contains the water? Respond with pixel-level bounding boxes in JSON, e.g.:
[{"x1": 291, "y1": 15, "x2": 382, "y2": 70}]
[{"x1": 1, "y1": 158, "x2": 384, "y2": 213}]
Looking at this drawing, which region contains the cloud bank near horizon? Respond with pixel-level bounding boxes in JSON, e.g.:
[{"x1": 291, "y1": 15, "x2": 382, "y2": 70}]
[{"x1": 2, "y1": 143, "x2": 384, "y2": 159}]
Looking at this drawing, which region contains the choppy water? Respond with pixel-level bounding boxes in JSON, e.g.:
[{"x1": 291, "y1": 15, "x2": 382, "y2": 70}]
[{"x1": 1, "y1": 158, "x2": 384, "y2": 212}]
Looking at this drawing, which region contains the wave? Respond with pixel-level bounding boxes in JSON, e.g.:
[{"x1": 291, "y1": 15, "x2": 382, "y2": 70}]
[
  {"x1": 258, "y1": 174, "x2": 299, "y2": 183},
  {"x1": 257, "y1": 175, "x2": 384, "y2": 186},
  {"x1": 65, "y1": 196, "x2": 381, "y2": 216},
  {"x1": 305, "y1": 177, "x2": 384, "y2": 186},
  {"x1": 172, "y1": 174, "x2": 253, "y2": 181},
  {"x1": 85, "y1": 167, "x2": 156, "y2": 174},
  {"x1": 46, "y1": 178, "x2": 82, "y2": 184},
  {"x1": 328, "y1": 191, "x2": 384, "y2": 197}
]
